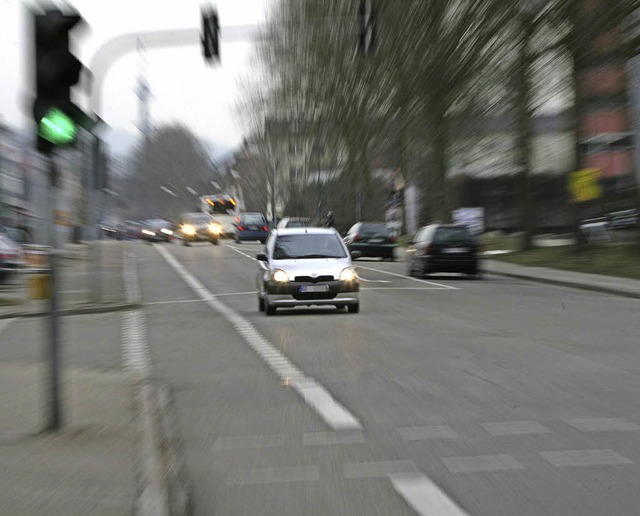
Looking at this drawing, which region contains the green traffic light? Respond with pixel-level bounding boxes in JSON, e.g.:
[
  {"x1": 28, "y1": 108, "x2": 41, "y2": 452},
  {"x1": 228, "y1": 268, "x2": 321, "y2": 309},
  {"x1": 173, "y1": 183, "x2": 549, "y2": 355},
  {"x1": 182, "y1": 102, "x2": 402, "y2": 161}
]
[{"x1": 38, "y1": 108, "x2": 76, "y2": 145}]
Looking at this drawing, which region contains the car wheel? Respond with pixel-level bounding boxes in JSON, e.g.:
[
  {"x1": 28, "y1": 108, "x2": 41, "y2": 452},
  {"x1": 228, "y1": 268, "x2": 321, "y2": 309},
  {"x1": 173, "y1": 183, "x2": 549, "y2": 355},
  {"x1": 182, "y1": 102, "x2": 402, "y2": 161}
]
[
  {"x1": 347, "y1": 303, "x2": 360, "y2": 314},
  {"x1": 258, "y1": 294, "x2": 265, "y2": 312},
  {"x1": 211, "y1": 238, "x2": 219, "y2": 245},
  {"x1": 265, "y1": 303, "x2": 277, "y2": 316}
]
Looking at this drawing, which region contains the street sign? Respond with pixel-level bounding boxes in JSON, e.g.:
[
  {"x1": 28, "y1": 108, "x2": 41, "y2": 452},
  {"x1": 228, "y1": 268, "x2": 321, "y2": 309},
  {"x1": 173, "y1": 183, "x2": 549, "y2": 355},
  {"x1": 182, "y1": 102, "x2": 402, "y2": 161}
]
[
  {"x1": 452, "y1": 207, "x2": 485, "y2": 235},
  {"x1": 568, "y1": 168, "x2": 602, "y2": 203}
]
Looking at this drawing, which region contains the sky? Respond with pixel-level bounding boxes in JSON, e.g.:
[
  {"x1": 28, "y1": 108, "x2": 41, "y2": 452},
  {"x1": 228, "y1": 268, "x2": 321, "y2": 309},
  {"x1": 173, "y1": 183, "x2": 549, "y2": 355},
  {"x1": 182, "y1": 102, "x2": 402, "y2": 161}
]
[{"x1": 0, "y1": 0, "x2": 270, "y2": 154}]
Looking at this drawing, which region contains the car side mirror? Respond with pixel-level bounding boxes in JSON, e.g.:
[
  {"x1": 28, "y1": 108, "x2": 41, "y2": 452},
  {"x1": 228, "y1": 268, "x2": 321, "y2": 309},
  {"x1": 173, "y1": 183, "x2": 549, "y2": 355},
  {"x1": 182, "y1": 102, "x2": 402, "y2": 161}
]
[
  {"x1": 256, "y1": 253, "x2": 268, "y2": 262},
  {"x1": 350, "y1": 250, "x2": 362, "y2": 260}
]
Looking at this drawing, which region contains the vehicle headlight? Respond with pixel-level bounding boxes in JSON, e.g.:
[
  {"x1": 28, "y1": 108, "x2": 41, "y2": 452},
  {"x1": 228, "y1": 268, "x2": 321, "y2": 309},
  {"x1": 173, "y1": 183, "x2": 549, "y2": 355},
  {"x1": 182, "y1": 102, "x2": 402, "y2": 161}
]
[
  {"x1": 339, "y1": 267, "x2": 358, "y2": 282},
  {"x1": 142, "y1": 229, "x2": 156, "y2": 236},
  {"x1": 208, "y1": 223, "x2": 221, "y2": 234},
  {"x1": 161, "y1": 228, "x2": 174, "y2": 236},
  {"x1": 182, "y1": 224, "x2": 196, "y2": 236},
  {"x1": 272, "y1": 269, "x2": 289, "y2": 283}
]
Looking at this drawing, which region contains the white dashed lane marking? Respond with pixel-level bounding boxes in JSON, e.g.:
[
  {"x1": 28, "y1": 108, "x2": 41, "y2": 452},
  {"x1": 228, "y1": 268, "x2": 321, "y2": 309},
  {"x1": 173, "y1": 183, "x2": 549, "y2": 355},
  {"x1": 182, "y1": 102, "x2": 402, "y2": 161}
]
[
  {"x1": 343, "y1": 461, "x2": 419, "y2": 479},
  {"x1": 564, "y1": 418, "x2": 640, "y2": 432},
  {"x1": 481, "y1": 421, "x2": 551, "y2": 436},
  {"x1": 390, "y1": 473, "x2": 471, "y2": 516},
  {"x1": 213, "y1": 434, "x2": 287, "y2": 451},
  {"x1": 227, "y1": 465, "x2": 320, "y2": 485},
  {"x1": 155, "y1": 244, "x2": 362, "y2": 431},
  {"x1": 442, "y1": 454, "x2": 524, "y2": 473},
  {"x1": 399, "y1": 426, "x2": 459, "y2": 441},
  {"x1": 540, "y1": 449, "x2": 633, "y2": 468}
]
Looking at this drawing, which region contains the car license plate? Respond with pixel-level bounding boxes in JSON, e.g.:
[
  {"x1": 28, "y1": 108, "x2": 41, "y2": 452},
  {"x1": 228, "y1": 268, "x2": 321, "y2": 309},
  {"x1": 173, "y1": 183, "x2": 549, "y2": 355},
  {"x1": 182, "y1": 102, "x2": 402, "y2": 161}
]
[
  {"x1": 443, "y1": 248, "x2": 468, "y2": 253},
  {"x1": 249, "y1": 225, "x2": 258, "y2": 230},
  {"x1": 299, "y1": 285, "x2": 329, "y2": 293},
  {"x1": 368, "y1": 238, "x2": 383, "y2": 243}
]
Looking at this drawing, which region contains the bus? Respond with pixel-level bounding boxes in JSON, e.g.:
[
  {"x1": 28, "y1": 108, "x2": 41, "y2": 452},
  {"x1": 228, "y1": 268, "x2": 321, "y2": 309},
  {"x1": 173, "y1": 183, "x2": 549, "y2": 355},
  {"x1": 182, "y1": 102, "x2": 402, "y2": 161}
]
[{"x1": 200, "y1": 194, "x2": 240, "y2": 238}]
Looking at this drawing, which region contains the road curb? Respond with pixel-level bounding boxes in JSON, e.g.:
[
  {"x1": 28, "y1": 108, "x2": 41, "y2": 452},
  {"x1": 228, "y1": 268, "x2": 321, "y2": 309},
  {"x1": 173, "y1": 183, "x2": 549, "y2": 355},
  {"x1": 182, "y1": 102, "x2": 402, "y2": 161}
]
[
  {"x1": 0, "y1": 301, "x2": 141, "y2": 320},
  {"x1": 133, "y1": 379, "x2": 194, "y2": 516},
  {"x1": 487, "y1": 269, "x2": 640, "y2": 300}
]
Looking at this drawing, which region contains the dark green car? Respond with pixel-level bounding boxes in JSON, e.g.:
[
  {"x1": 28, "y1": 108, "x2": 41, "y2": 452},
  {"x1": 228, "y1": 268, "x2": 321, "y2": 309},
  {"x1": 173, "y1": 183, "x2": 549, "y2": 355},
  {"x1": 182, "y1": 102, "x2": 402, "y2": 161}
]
[{"x1": 343, "y1": 222, "x2": 397, "y2": 261}]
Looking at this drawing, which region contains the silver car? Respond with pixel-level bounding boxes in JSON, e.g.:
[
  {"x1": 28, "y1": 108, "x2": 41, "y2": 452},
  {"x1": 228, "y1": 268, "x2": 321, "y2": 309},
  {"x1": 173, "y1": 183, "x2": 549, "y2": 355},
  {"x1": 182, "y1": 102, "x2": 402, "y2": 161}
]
[{"x1": 256, "y1": 227, "x2": 360, "y2": 315}]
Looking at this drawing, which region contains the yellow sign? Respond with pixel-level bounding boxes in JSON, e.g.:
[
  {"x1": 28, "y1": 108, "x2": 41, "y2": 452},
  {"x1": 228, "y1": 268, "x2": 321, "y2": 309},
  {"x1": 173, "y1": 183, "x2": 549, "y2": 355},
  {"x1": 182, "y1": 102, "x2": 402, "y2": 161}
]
[
  {"x1": 54, "y1": 210, "x2": 75, "y2": 227},
  {"x1": 568, "y1": 168, "x2": 602, "y2": 203}
]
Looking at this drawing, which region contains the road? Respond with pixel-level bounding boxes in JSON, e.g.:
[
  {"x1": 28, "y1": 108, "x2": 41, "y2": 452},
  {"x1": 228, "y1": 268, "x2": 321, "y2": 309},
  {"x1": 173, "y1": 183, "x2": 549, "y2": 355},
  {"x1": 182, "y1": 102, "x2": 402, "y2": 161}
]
[{"x1": 131, "y1": 240, "x2": 640, "y2": 515}]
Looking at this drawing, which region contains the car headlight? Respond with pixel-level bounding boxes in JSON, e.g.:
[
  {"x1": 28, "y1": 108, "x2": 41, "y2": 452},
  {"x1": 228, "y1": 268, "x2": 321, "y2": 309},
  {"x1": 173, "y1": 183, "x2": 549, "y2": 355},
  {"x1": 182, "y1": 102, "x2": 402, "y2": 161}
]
[
  {"x1": 208, "y1": 223, "x2": 221, "y2": 234},
  {"x1": 182, "y1": 224, "x2": 196, "y2": 236},
  {"x1": 161, "y1": 228, "x2": 174, "y2": 236},
  {"x1": 272, "y1": 269, "x2": 289, "y2": 283},
  {"x1": 142, "y1": 229, "x2": 156, "y2": 236},
  {"x1": 339, "y1": 267, "x2": 358, "y2": 282}
]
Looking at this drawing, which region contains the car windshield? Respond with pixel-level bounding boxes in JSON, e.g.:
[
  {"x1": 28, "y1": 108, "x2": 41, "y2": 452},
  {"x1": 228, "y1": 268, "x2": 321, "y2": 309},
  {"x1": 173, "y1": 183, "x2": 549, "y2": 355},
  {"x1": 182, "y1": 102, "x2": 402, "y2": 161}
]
[
  {"x1": 434, "y1": 226, "x2": 474, "y2": 245},
  {"x1": 273, "y1": 234, "x2": 347, "y2": 259},
  {"x1": 286, "y1": 219, "x2": 310, "y2": 228},
  {"x1": 359, "y1": 224, "x2": 389, "y2": 237}
]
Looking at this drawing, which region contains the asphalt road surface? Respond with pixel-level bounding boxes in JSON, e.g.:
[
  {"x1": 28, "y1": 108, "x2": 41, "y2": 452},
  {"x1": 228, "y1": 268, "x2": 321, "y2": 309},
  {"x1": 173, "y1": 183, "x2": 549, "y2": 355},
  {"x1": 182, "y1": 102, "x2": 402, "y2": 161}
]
[{"x1": 128, "y1": 239, "x2": 640, "y2": 516}]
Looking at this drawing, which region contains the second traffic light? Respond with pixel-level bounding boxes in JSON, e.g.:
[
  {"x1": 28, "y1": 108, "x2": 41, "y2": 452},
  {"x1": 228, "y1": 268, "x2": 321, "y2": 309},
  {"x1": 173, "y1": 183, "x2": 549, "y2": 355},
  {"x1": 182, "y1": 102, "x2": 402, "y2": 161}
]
[
  {"x1": 32, "y1": 8, "x2": 86, "y2": 153},
  {"x1": 202, "y1": 8, "x2": 220, "y2": 63}
]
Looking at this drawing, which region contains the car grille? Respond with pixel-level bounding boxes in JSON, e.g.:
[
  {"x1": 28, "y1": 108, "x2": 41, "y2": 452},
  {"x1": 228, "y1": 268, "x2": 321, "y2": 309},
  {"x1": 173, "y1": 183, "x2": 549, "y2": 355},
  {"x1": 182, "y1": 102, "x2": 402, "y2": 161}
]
[
  {"x1": 294, "y1": 275, "x2": 334, "y2": 283},
  {"x1": 293, "y1": 292, "x2": 337, "y2": 301}
]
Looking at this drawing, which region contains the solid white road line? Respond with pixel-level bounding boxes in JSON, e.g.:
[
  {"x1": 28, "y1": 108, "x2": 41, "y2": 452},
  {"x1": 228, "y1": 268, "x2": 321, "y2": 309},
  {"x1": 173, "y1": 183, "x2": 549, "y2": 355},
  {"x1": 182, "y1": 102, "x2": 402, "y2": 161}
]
[
  {"x1": 356, "y1": 265, "x2": 459, "y2": 290},
  {"x1": 390, "y1": 473, "x2": 471, "y2": 516},
  {"x1": 155, "y1": 244, "x2": 362, "y2": 431},
  {"x1": 225, "y1": 244, "x2": 256, "y2": 260}
]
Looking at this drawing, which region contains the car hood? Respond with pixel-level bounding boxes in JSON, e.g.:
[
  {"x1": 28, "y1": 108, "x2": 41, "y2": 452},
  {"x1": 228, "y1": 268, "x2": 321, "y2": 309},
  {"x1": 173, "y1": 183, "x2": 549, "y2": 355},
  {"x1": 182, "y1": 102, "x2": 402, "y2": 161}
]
[{"x1": 269, "y1": 257, "x2": 352, "y2": 278}]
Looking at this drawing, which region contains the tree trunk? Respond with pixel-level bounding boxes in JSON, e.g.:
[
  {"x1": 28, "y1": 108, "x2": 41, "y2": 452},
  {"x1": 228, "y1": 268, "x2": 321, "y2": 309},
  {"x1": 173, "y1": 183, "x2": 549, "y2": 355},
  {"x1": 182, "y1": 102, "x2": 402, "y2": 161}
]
[
  {"x1": 430, "y1": 108, "x2": 452, "y2": 223},
  {"x1": 515, "y1": 15, "x2": 537, "y2": 250}
]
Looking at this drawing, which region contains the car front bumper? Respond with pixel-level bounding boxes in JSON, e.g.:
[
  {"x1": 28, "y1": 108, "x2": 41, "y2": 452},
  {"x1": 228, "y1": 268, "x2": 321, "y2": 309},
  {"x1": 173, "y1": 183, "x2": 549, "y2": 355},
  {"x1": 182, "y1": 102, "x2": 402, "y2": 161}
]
[{"x1": 265, "y1": 280, "x2": 359, "y2": 307}]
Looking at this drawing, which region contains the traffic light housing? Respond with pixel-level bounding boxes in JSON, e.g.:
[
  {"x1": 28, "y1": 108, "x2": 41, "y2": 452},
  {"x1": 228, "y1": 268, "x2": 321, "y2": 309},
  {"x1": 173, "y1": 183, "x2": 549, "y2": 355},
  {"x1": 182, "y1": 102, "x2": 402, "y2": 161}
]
[
  {"x1": 202, "y1": 8, "x2": 220, "y2": 62},
  {"x1": 32, "y1": 8, "x2": 86, "y2": 153}
]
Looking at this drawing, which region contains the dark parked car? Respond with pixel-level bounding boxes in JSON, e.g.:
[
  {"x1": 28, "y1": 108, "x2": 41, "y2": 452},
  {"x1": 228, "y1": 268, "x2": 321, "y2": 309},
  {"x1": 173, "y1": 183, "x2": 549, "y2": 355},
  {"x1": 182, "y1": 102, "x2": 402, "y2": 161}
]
[
  {"x1": 234, "y1": 212, "x2": 270, "y2": 243},
  {"x1": 406, "y1": 224, "x2": 482, "y2": 279},
  {"x1": 141, "y1": 219, "x2": 175, "y2": 243},
  {"x1": 343, "y1": 222, "x2": 397, "y2": 261}
]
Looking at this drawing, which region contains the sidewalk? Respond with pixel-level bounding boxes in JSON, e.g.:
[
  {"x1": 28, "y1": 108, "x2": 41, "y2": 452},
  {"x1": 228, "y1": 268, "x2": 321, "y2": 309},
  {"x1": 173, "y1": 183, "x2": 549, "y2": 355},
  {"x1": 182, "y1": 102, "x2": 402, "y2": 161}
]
[
  {"x1": 484, "y1": 259, "x2": 640, "y2": 299},
  {"x1": 0, "y1": 240, "x2": 134, "y2": 319},
  {"x1": 0, "y1": 361, "x2": 137, "y2": 515}
]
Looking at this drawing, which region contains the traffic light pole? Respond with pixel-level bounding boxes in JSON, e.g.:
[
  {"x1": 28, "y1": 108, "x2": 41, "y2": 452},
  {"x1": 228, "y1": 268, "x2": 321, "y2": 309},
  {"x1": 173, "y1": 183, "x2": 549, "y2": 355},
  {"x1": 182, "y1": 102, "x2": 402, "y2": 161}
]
[
  {"x1": 88, "y1": 134, "x2": 102, "y2": 303},
  {"x1": 45, "y1": 155, "x2": 62, "y2": 431}
]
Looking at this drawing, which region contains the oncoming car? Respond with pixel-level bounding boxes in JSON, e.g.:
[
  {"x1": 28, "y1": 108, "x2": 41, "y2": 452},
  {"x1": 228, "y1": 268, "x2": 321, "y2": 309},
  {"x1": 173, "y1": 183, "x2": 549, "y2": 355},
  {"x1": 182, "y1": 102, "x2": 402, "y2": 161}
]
[
  {"x1": 256, "y1": 228, "x2": 361, "y2": 315},
  {"x1": 180, "y1": 212, "x2": 221, "y2": 246}
]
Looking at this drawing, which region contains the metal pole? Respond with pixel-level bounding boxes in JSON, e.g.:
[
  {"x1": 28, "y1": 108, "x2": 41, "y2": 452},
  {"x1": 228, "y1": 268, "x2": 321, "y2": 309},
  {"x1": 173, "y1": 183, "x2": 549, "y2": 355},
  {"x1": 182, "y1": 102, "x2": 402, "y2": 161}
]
[
  {"x1": 272, "y1": 160, "x2": 277, "y2": 225},
  {"x1": 88, "y1": 134, "x2": 101, "y2": 303},
  {"x1": 45, "y1": 154, "x2": 61, "y2": 431}
]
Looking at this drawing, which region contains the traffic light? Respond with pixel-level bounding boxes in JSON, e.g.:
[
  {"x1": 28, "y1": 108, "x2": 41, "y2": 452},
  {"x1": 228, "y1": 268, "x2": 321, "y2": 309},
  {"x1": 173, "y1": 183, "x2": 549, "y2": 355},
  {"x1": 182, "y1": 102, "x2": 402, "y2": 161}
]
[
  {"x1": 202, "y1": 8, "x2": 220, "y2": 62},
  {"x1": 32, "y1": 8, "x2": 86, "y2": 154},
  {"x1": 358, "y1": 0, "x2": 376, "y2": 55}
]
